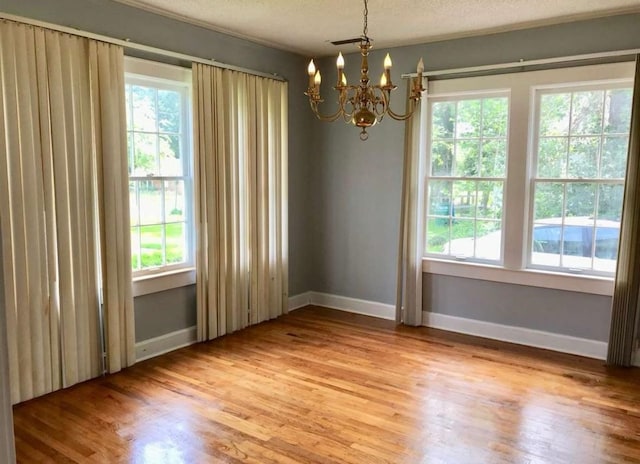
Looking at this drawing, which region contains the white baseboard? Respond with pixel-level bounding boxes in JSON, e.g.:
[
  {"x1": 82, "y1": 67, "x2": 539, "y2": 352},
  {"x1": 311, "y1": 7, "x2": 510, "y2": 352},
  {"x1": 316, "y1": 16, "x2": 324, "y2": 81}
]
[
  {"x1": 135, "y1": 326, "x2": 198, "y2": 362},
  {"x1": 422, "y1": 311, "x2": 607, "y2": 360},
  {"x1": 288, "y1": 292, "x2": 312, "y2": 311},
  {"x1": 287, "y1": 291, "x2": 396, "y2": 320},
  {"x1": 308, "y1": 292, "x2": 396, "y2": 320}
]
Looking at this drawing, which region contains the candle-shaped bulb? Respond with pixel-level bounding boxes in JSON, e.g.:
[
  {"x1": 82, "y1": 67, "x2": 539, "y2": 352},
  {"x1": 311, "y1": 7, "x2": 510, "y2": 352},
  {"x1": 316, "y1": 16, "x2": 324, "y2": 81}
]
[
  {"x1": 417, "y1": 58, "x2": 424, "y2": 75},
  {"x1": 380, "y1": 72, "x2": 387, "y2": 87},
  {"x1": 308, "y1": 60, "x2": 316, "y2": 76},
  {"x1": 314, "y1": 70, "x2": 322, "y2": 85},
  {"x1": 384, "y1": 53, "x2": 392, "y2": 70},
  {"x1": 337, "y1": 52, "x2": 344, "y2": 70}
]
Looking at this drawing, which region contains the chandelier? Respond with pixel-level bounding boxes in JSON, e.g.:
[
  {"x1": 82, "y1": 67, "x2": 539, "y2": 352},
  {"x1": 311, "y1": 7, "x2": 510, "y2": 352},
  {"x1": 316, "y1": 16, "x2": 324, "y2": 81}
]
[{"x1": 305, "y1": 0, "x2": 425, "y2": 140}]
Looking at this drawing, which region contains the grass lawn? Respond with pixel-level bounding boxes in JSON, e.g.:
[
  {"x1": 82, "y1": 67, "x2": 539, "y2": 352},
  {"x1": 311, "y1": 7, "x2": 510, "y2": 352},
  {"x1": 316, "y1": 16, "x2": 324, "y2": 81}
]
[{"x1": 131, "y1": 222, "x2": 185, "y2": 269}]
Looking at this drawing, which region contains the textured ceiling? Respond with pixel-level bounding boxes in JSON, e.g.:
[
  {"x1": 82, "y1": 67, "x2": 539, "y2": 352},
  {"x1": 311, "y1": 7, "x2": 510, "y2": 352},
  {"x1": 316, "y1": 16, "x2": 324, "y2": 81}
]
[{"x1": 114, "y1": 0, "x2": 640, "y2": 56}]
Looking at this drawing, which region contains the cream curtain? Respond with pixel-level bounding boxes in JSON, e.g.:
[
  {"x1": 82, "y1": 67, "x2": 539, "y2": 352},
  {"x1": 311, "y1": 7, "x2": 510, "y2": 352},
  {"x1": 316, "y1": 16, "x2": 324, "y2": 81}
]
[
  {"x1": 0, "y1": 20, "x2": 133, "y2": 403},
  {"x1": 396, "y1": 79, "x2": 428, "y2": 326},
  {"x1": 607, "y1": 56, "x2": 640, "y2": 366},
  {"x1": 193, "y1": 63, "x2": 288, "y2": 342}
]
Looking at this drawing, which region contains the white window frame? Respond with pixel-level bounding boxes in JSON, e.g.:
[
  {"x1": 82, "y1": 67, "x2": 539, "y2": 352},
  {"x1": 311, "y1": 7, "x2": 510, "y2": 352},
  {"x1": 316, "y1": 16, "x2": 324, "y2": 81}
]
[
  {"x1": 425, "y1": 90, "x2": 510, "y2": 264},
  {"x1": 422, "y1": 62, "x2": 635, "y2": 296},
  {"x1": 125, "y1": 57, "x2": 195, "y2": 296}
]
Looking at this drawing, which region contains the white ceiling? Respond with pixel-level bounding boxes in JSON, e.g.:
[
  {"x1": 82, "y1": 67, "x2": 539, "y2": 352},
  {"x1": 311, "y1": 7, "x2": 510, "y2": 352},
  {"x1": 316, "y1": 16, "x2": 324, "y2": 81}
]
[{"x1": 114, "y1": 0, "x2": 640, "y2": 56}]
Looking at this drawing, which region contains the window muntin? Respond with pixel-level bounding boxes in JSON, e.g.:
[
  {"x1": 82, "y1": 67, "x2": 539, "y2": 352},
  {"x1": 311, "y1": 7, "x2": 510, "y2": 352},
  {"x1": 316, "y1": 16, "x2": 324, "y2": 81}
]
[
  {"x1": 125, "y1": 74, "x2": 193, "y2": 275},
  {"x1": 530, "y1": 85, "x2": 632, "y2": 274},
  {"x1": 426, "y1": 94, "x2": 509, "y2": 262}
]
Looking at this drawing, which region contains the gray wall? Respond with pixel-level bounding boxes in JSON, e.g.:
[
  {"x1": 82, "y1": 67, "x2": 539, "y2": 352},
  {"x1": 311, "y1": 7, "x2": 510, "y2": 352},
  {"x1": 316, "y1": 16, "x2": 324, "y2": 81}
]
[
  {"x1": 134, "y1": 286, "x2": 196, "y2": 342},
  {"x1": 310, "y1": 14, "x2": 640, "y2": 340},
  {"x1": 0, "y1": 0, "x2": 315, "y2": 339},
  {"x1": 0, "y1": 230, "x2": 16, "y2": 463}
]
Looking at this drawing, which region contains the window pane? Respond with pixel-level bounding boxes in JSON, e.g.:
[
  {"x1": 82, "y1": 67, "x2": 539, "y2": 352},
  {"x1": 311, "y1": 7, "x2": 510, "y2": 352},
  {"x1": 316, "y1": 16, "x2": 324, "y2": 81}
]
[
  {"x1": 455, "y1": 140, "x2": 479, "y2": 176},
  {"x1": 446, "y1": 219, "x2": 475, "y2": 257},
  {"x1": 456, "y1": 100, "x2": 481, "y2": 138},
  {"x1": 593, "y1": 225, "x2": 620, "y2": 272},
  {"x1": 166, "y1": 223, "x2": 186, "y2": 264},
  {"x1": 571, "y1": 91, "x2": 603, "y2": 135},
  {"x1": 540, "y1": 93, "x2": 570, "y2": 136},
  {"x1": 165, "y1": 180, "x2": 185, "y2": 222},
  {"x1": 452, "y1": 181, "x2": 476, "y2": 218},
  {"x1": 132, "y1": 85, "x2": 157, "y2": 132},
  {"x1": 565, "y1": 183, "x2": 595, "y2": 218},
  {"x1": 482, "y1": 97, "x2": 508, "y2": 137},
  {"x1": 431, "y1": 141, "x2": 453, "y2": 176},
  {"x1": 138, "y1": 180, "x2": 163, "y2": 225},
  {"x1": 604, "y1": 89, "x2": 632, "y2": 134},
  {"x1": 533, "y1": 182, "x2": 564, "y2": 221},
  {"x1": 140, "y1": 224, "x2": 164, "y2": 268},
  {"x1": 601, "y1": 136, "x2": 628, "y2": 179},
  {"x1": 159, "y1": 134, "x2": 182, "y2": 176},
  {"x1": 476, "y1": 181, "x2": 503, "y2": 220},
  {"x1": 426, "y1": 217, "x2": 450, "y2": 254},
  {"x1": 133, "y1": 132, "x2": 159, "y2": 176},
  {"x1": 158, "y1": 89, "x2": 181, "y2": 133},
  {"x1": 129, "y1": 181, "x2": 139, "y2": 226},
  {"x1": 480, "y1": 139, "x2": 506, "y2": 177},
  {"x1": 428, "y1": 181, "x2": 453, "y2": 217},
  {"x1": 538, "y1": 137, "x2": 567, "y2": 178},
  {"x1": 568, "y1": 136, "x2": 598, "y2": 178},
  {"x1": 531, "y1": 223, "x2": 561, "y2": 267},
  {"x1": 475, "y1": 220, "x2": 502, "y2": 260},
  {"x1": 432, "y1": 102, "x2": 455, "y2": 139},
  {"x1": 597, "y1": 184, "x2": 623, "y2": 221}
]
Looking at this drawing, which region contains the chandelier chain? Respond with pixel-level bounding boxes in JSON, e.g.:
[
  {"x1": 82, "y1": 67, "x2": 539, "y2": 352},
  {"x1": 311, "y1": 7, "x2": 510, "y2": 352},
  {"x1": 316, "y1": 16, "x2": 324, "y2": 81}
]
[{"x1": 363, "y1": 0, "x2": 368, "y2": 39}]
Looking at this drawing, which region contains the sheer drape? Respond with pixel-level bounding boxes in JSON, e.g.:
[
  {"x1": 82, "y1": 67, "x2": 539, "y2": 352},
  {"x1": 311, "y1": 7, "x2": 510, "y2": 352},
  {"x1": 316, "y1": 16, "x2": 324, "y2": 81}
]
[
  {"x1": 396, "y1": 80, "x2": 427, "y2": 326},
  {"x1": 607, "y1": 56, "x2": 640, "y2": 366},
  {"x1": 193, "y1": 63, "x2": 288, "y2": 342},
  {"x1": 0, "y1": 20, "x2": 134, "y2": 402}
]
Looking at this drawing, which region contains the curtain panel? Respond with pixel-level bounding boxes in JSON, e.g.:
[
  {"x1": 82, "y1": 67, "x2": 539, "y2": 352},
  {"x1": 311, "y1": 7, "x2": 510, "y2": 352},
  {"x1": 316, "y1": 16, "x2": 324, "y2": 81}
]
[
  {"x1": 396, "y1": 79, "x2": 428, "y2": 326},
  {"x1": 0, "y1": 20, "x2": 134, "y2": 403},
  {"x1": 607, "y1": 56, "x2": 640, "y2": 366},
  {"x1": 193, "y1": 63, "x2": 288, "y2": 342}
]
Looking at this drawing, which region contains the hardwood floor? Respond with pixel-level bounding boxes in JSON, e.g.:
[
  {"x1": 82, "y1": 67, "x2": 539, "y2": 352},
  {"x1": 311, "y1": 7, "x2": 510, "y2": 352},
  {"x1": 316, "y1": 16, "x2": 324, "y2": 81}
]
[{"x1": 12, "y1": 306, "x2": 640, "y2": 463}]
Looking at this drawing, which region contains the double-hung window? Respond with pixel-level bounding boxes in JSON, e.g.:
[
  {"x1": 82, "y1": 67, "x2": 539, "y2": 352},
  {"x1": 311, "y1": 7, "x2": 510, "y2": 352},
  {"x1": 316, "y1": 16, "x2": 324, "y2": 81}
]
[
  {"x1": 426, "y1": 94, "x2": 509, "y2": 262},
  {"x1": 125, "y1": 58, "x2": 194, "y2": 280},
  {"x1": 530, "y1": 84, "x2": 632, "y2": 274}
]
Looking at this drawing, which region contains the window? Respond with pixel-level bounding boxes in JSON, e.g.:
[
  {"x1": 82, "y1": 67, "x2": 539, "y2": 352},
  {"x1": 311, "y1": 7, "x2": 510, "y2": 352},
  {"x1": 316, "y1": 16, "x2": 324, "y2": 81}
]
[
  {"x1": 422, "y1": 62, "x2": 635, "y2": 292},
  {"x1": 530, "y1": 85, "x2": 632, "y2": 274},
  {"x1": 125, "y1": 59, "x2": 193, "y2": 277},
  {"x1": 426, "y1": 94, "x2": 508, "y2": 262}
]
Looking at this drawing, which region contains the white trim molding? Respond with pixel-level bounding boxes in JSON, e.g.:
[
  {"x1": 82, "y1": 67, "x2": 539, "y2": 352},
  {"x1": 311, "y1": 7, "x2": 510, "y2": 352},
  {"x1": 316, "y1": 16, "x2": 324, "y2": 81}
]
[
  {"x1": 422, "y1": 311, "x2": 607, "y2": 360},
  {"x1": 135, "y1": 326, "x2": 198, "y2": 362},
  {"x1": 423, "y1": 258, "x2": 614, "y2": 296},
  {"x1": 310, "y1": 293, "x2": 396, "y2": 320},
  {"x1": 133, "y1": 268, "x2": 196, "y2": 297},
  {"x1": 288, "y1": 292, "x2": 312, "y2": 311}
]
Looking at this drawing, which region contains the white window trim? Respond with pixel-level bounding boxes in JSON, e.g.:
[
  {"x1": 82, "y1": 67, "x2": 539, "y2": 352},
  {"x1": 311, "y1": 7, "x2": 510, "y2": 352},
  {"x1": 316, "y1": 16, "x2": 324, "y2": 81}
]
[
  {"x1": 125, "y1": 57, "x2": 195, "y2": 291},
  {"x1": 422, "y1": 61, "x2": 634, "y2": 296}
]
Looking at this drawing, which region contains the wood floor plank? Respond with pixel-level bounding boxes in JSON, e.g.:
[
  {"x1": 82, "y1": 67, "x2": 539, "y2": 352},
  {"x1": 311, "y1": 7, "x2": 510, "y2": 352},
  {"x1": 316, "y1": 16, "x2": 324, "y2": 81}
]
[{"x1": 12, "y1": 306, "x2": 640, "y2": 463}]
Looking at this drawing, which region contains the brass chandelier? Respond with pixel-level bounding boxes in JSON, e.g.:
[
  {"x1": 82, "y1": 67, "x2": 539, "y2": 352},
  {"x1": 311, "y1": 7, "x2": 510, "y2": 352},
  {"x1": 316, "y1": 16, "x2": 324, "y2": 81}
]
[{"x1": 305, "y1": 0, "x2": 425, "y2": 140}]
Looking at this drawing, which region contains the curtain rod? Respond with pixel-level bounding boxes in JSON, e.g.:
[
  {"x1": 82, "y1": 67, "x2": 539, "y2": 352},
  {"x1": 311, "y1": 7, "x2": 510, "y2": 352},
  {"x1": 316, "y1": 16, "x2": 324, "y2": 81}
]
[
  {"x1": 0, "y1": 12, "x2": 287, "y2": 82},
  {"x1": 401, "y1": 48, "x2": 640, "y2": 79}
]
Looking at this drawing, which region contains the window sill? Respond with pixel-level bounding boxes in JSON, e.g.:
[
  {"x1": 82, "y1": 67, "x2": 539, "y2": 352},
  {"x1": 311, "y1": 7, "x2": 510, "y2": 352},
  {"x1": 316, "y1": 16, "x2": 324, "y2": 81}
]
[
  {"x1": 422, "y1": 258, "x2": 614, "y2": 296},
  {"x1": 133, "y1": 268, "x2": 196, "y2": 297}
]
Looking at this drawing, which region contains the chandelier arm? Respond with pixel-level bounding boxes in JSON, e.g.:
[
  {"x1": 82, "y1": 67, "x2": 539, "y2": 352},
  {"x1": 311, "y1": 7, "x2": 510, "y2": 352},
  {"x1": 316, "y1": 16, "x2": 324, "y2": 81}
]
[
  {"x1": 386, "y1": 98, "x2": 419, "y2": 121},
  {"x1": 309, "y1": 101, "x2": 344, "y2": 122}
]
